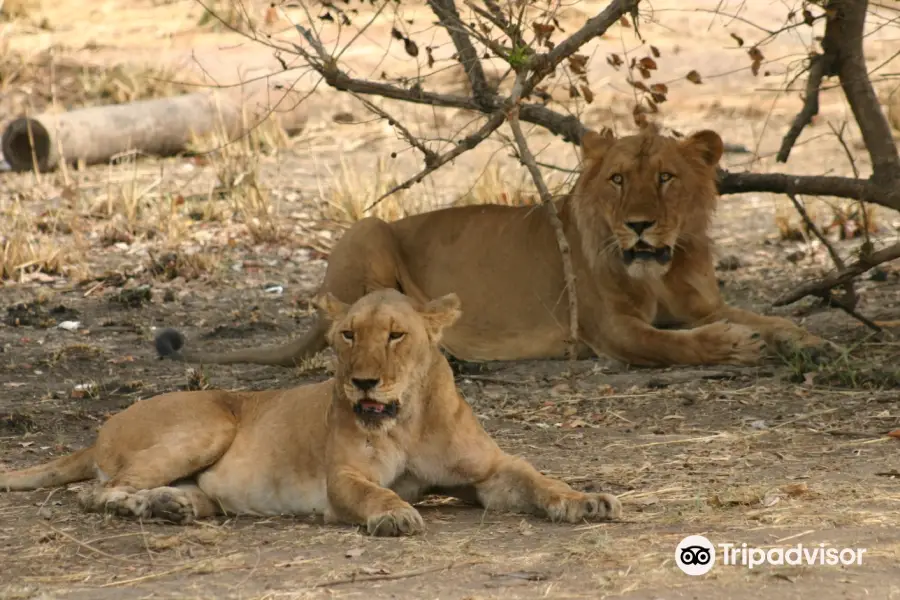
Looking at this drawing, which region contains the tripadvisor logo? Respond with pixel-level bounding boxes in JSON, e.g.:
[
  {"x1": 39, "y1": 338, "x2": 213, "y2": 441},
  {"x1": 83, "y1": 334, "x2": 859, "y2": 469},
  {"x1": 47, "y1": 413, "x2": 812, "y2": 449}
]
[{"x1": 675, "y1": 535, "x2": 867, "y2": 575}]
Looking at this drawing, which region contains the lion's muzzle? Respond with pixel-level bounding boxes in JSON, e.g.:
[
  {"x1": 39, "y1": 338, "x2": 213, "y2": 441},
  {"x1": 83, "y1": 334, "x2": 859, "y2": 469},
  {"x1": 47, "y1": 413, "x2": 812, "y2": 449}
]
[
  {"x1": 622, "y1": 241, "x2": 672, "y2": 265},
  {"x1": 353, "y1": 399, "x2": 400, "y2": 427}
]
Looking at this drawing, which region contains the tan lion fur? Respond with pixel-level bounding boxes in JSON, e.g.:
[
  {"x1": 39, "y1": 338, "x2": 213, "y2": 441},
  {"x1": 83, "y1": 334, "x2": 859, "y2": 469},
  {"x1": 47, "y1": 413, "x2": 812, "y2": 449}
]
[
  {"x1": 0, "y1": 290, "x2": 621, "y2": 536},
  {"x1": 159, "y1": 127, "x2": 829, "y2": 368}
]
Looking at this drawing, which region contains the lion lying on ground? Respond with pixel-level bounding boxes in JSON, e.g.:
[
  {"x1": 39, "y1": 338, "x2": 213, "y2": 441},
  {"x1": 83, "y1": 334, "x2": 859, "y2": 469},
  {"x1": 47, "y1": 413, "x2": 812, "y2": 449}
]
[
  {"x1": 0, "y1": 290, "x2": 621, "y2": 535},
  {"x1": 156, "y1": 126, "x2": 829, "y2": 369}
]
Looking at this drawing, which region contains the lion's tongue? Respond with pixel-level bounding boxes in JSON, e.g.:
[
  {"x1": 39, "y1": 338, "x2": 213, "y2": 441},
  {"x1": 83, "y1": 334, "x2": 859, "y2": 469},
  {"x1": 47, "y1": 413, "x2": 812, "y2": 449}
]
[{"x1": 360, "y1": 400, "x2": 385, "y2": 413}]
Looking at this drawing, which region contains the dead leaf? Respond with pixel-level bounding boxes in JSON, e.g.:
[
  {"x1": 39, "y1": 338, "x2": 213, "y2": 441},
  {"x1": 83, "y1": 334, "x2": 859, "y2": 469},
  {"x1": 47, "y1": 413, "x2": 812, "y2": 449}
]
[
  {"x1": 730, "y1": 32, "x2": 744, "y2": 46},
  {"x1": 650, "y1": 45, "x2": 660, "y2": 57},
  {"x1": 360, "y1": 566, "x2": 390, "y2": 575},
  {"x1": 404, "y1": 38, "x2": 419, "y2": 58},
  {"x1": 639, "y1": 56, "x2": 657, "y2": 70},
  {"x1": 580, "y1": 84, "x2": 594, "y2": 103},
  {"x1": 264, "y1": 4, "x2": 279, "y2": 25},
  {"x1": 533, "y1": 22, "x2": 555, "y2": 45},
  {"x1": 686, "y1": 70, "x2": 703, "y2": 84},
  {"x1": 568, "y1": 54, "x2": 589, "y2": 75},
  {"x1": 781, "y1": 483, "x2": 809, "y2": 497},
  {"x1": 628, "y1": 79, "x2": 649, "y2": 92},
  {"x1": 107, "y1": 355, "x2": 135, "y2": 364}
]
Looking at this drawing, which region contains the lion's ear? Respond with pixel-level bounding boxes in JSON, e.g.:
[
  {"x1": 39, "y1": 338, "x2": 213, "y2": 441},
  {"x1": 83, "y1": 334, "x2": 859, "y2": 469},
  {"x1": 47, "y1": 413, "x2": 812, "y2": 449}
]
[
  {"x1": 420, "y1": 293, "x2": 462, "y2": 341},
  {"x1": 581, "y1": 128, "x2": 615, "y2": 162},
  {"x1": 313, "y1": 292, "x2": 349, "y2": 321},
  {"x1": 682, "y1": 130, "x2": 724, "y2": 167}
]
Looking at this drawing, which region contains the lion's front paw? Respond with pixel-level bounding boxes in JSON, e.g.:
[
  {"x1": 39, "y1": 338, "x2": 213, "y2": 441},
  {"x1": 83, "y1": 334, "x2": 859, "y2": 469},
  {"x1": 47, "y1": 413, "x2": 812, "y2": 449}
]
[
  {"x1": 145, "y1": 487, "x2": 197, "y2": 524},
  {"x1": 695, "y1": 321, "x2": 766, "y2": 365},
  {"x1": 543, "y1": 491, "x2": 622, "y2": 523},
  {"x1": 365, "y1": 504, "x2": 425, "y2": 537}
]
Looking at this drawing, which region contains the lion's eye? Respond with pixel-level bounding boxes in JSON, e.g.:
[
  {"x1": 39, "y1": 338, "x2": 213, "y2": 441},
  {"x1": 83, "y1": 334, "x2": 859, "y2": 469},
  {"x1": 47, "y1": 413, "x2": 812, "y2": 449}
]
[
  {"x1": 659, "y1": 172, "x2": 674, "y2": 183},
  {"x1": 388, "y1": 331, "x2": 406, "y2": 342},
  {"x1": 609, "y1": 173, "x2": 624, "y2": 185},
  {"x1": 341, "y1": 330, "x2": 354, "y2": 342}
]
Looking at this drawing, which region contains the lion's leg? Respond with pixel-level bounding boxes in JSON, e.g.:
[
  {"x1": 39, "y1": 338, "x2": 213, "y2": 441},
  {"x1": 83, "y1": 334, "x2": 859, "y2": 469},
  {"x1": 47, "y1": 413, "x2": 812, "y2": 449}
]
[
  {"x1": 587, "y1": 315, "x2": 767, "y2": 366},
  {"x1": 326, "y1": 466, "x2": 425, "y2": 537},
  {"x1": 470, "y1": 455, "x2": 621, "y2": 523},
  {"x1": 691, "y1": 305, "x2": 833, "y2": 357}
]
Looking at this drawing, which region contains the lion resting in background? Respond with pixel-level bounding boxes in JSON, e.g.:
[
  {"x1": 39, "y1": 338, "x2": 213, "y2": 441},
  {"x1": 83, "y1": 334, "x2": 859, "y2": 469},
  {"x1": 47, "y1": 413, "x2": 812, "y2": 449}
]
[
  {"x1": 0, "y1": 290, "x2": 621, "y2": 535},
  {"x1": 156, "y1": 126, "x2": 828, "y2": 368}
]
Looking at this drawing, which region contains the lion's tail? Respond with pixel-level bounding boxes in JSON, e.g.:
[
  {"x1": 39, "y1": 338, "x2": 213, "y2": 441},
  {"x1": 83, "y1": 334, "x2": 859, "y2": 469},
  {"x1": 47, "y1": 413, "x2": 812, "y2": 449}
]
[
  {"x1": 0, "y1": 446, "x2": 96, "y2": 491},
  {"x1": 155, "y1": 318, "x2": 329, "y2": 368}
]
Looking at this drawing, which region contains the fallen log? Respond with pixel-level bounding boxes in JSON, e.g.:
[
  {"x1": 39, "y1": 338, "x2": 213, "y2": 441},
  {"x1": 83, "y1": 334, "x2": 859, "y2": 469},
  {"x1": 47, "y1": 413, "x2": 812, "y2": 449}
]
[{"x1": 1, "y1": 82, "x2": 308, "y2": 173}]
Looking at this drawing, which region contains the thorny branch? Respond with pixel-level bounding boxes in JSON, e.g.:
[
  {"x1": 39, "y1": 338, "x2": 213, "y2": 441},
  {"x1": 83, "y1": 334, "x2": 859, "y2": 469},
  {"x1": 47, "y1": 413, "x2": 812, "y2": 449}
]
[
  {"x1": 363, "y1": 111, "x2": 506, "y2": 210},
  {"x1": 506, "y1": 74, "x2": 579, "y2": 358}
]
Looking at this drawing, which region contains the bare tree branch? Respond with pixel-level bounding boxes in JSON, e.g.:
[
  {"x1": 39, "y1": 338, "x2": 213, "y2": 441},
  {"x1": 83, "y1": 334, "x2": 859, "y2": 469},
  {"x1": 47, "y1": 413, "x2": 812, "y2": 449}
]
[
  {"x1": 827, "y1": 0, "x2": 900, "y2": 185},
  {"x1": 774, "y1": 242, "x2": 900, "y2": 306},
  {"x1": 776, "y1": 52, "x2": 836, "y2": 163},
  {"x1": 364, "y1": 111, "x2": 507, "y2": 211},
  {"x1": 352, "y1": 94, "x2": 438, "y2": 166},
  {"x1": 524, "y1": 0, "x2": 639, "y2": 97},
  {"x1": 506, "y1": 78, "x2": 579, "y2": 358},
  {"x1": 427, "y1": 0, "x2": 494, "y2": 106},
  {"x1": 785, "y1": 192, "x2": 859, "y2": 315}
]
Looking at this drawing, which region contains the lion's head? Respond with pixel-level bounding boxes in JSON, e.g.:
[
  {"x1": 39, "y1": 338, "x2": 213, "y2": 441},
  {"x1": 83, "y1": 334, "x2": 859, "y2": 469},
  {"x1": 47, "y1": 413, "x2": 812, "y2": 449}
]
[
  {"x1": 571, "y1": 126, "x2": 723, "y2": 279},
  {"x1": 315, "y1": 289, "x2": 461, "y2": 427}
]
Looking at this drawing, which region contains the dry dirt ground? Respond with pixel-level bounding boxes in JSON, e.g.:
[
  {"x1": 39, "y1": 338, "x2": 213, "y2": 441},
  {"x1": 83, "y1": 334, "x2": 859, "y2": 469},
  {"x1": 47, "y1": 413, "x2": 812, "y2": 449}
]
[{"x1": 2, "y1": 0, "x2": 900, "y2": 598}]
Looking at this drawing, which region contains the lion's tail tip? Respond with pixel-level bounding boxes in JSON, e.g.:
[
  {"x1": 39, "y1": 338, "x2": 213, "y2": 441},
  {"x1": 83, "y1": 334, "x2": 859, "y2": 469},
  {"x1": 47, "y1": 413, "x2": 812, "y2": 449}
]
[{"x1": 154, "y1": 328, "x2": 186, "y2": 360}]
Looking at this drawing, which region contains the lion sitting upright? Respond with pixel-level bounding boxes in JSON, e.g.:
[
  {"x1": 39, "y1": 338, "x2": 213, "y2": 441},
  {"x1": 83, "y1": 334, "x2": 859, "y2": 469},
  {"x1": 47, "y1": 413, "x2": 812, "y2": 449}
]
[
  {"x1": 0, "y1": 289, "x2": 621, "y2": 535},
  {"x1": 155, "y1": 126, "x2": 829, "y2": 369}
]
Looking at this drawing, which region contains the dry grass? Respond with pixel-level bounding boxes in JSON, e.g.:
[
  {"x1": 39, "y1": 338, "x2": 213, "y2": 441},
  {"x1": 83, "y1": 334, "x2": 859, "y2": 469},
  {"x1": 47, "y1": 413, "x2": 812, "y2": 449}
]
[
  {"x1": 0, "y1": 196, "x2": 86, "y2": 281},
  {"x1": 0, "y1": 0, "x2": 41, "y2": 20},
  {"x1": 0, "y1": 43, "x2": 192, "y2": 118},
  {"x1": 320, "y1": 160, "x2": 543, "y2": 226},
  {"x1": 195, "y1": 0, "x2": 258, "y2": 33},
  {"x1": 191, "y1": 106, "x2": 292, "y2": 245}
]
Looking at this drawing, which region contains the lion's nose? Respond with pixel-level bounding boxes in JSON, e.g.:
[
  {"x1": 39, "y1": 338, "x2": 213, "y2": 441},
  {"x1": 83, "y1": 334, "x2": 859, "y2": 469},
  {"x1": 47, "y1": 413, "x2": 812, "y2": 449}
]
[
  {"x1": 351, "y1": 378, "x2": 380, "y2": 391},
  {"x1": 626, "y1": 220, "x2": 655, "y2": 235}
]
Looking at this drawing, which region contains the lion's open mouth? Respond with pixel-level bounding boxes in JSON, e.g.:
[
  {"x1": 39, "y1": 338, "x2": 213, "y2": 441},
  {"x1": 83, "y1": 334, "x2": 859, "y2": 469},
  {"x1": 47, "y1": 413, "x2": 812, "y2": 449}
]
[
  {"x1": 622, "y1": 241, "x2": 672, "y2": 265},
  {"x1": 354, "y1": 399, "x2": 400, "y2": 421}
]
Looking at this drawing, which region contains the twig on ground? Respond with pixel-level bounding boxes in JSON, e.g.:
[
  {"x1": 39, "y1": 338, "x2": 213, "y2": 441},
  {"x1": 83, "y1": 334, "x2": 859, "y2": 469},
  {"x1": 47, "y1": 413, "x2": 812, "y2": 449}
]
[
  {"x1": 42, "y1": 523, "x2": 146, "y2": 564},
  {"x1": 312, "y1": 559, "x2": 485, "y2": 588},
  {"x1": 774, "y1": 241, "x2": 900, "y2": 306},
  {"x1": 784, "y1": 192, "x2": 858, "y2": 312},
  {"x1": 818, "y1": 294, "x2": 883, "y2": 333}
]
